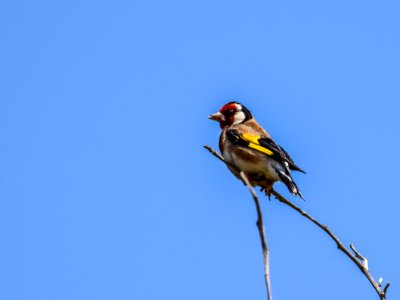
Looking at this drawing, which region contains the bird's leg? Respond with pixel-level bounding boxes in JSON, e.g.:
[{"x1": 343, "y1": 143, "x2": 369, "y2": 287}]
[
  {"x1": 262, "y1": 180, "x2": 275, "y2": 200},
  {"x1": 245, "y1": 174, "x2": 274, "y2": 199}
]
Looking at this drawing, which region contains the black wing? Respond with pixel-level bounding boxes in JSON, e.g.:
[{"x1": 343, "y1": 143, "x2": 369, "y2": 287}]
[
  {"x1": 258, "y1": 137, "x2": 305, "y2": 173},
  {"x1": 226, "y1": 129, "x2": 305, "y2": 173}
]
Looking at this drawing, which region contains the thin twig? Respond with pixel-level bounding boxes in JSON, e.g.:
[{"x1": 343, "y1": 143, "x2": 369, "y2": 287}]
[
  {"x1": 350, "y1": 243, "x2": 369, "y2": 270},
  {"x1": 270, "y1": 190, "x2": 389, "y2": 300},
  {"x1": 204, "y1": 145, "x2": 272, "y2": 299},
  {"x1": 239, "y1": 171, "x2": 272, "y2": 300},
  {"x1": 204, "y1": 145, "x2": 390, "y2": 300}
]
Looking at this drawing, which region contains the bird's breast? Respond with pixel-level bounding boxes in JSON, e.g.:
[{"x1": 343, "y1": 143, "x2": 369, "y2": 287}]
[{"x1": 222, "y1": 143, "x2": 280, "y2": 181}]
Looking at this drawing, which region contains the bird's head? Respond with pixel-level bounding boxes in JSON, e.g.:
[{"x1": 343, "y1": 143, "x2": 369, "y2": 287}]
[{"x1": 208, "y1": 102, "x2": 253, "y2": 128}]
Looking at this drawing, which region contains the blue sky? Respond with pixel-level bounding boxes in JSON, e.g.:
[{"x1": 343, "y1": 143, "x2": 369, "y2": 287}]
[{"x1": 1, "y1": 0, "x2": 399, "y2": 299}]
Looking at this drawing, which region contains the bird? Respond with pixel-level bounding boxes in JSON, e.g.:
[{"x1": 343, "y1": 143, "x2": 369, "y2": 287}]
[{"x1": 208, "y1": 101, "x2": 305, "y2": 199}]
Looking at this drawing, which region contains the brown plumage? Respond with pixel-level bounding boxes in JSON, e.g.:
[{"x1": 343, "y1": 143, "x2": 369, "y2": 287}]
[{"x1": 209, "y1": 101, "x2": 305, "y2": 199}]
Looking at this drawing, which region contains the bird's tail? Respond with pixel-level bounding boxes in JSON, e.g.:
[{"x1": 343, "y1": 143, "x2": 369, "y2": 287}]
[{"x1": 277, "y1": 170, "x2": 304, "y2": 200}]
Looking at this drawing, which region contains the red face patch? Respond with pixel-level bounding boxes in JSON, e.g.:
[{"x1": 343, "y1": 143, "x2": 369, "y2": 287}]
[
  {"x1": 219, "y1": 102, "x2": 237, "y2": 114},
  {"x1": 218, "y1": 102, "x2": 238, "y2": 128}
]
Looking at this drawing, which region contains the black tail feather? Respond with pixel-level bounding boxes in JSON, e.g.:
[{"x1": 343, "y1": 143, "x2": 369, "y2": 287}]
[
  {"x1": 277, "y1": 170, "x2": 305, "y2": 200},
  {"x1": 290, "y1": 164, "x2": 306, "y2": 174}
]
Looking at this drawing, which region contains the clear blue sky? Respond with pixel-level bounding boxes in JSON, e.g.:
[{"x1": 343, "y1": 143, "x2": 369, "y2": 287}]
[{"x1": 1, "y1": 0, "x2": 399, "y2": 299}]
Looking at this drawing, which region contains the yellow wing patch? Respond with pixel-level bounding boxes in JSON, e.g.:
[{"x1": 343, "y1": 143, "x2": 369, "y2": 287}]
[{"x1": 240, "y1": 133, "x2": 273, "y2": 156}]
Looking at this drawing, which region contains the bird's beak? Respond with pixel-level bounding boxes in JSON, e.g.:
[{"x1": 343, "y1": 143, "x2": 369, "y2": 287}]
[{"x1": 208, "y1": 112, "x2": 225, "y2": 122}]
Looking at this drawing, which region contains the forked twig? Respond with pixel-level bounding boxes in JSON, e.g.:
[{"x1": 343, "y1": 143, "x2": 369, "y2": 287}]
[
  {"x1": 204, "y1": 145, "x2": 390, "y2": 300},
  {"x1": 270, "y1": 190, "x2": 389, "y2": 300}
]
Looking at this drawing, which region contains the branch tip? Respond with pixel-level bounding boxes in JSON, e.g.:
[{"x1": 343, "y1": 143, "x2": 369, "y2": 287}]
[
  {"x1": 204, "y1": 145, "x2": 389, "y2": 300},
  {"x1": 383, "y1": 282, "x2": 390, "y2": 294},
  {"x1": 378, "y1": 277, "x2": 383, "y2": 286}
]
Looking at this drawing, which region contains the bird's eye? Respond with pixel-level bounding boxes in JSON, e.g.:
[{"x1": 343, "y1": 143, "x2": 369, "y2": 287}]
[{"x1": 228, "y1": 109, "x2": 235, "y2": 113}]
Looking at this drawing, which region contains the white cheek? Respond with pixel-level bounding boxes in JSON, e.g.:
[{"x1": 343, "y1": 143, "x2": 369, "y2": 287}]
[{"x1": 232, "y1": 111, "x2": 246, "y2": 124}]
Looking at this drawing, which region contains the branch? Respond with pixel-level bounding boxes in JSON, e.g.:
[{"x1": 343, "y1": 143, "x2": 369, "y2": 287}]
[
  {"x1": 204, "y1": 145, "x2": 272, "y2": 299},
  {"x1": 270, "y1": 190, "x2": 389, "y2": 300},
  {"x1": 239, "y1": 171, "x2": 272, "y2": 300},
  {"x1": 204, "y1": 145, "x2": 390, "y2": 300}
]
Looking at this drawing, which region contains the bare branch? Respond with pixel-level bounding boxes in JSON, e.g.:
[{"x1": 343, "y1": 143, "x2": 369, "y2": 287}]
[
  {"x1": 204, "y1": 145, "x2": 272, "y2": 299},
  {"x1": 204, "y1": 145, "x2": 226, "y2": 164},
  {"x1": 204, "y1": 145, "x2": 390, "y2": 300},
  {"x1": 383, "y1": 282, "x2": 391, "y2": 295},
  {"x1": 270, "y1": 190, "x2": 389, "y2": 300},
  {"x1": 350, "y1": 243, "x2": 369, "y2": 270},
  {"x1": 239, "y1": 171, "x2": 272, "y2": 300}
]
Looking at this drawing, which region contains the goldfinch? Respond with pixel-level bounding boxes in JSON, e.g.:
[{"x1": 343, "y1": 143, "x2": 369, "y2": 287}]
[{"x1": 209, "y1": 101, "x2": 305, "y2": 199}]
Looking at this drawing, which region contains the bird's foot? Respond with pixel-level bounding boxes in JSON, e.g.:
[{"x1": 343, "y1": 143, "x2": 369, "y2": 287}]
[
  {"x1": 265, "y1": 188, "x2": 272, "y2": 200},
  {"x1": 262, "y1": 181, "x2": 274, "y2": 200}
]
